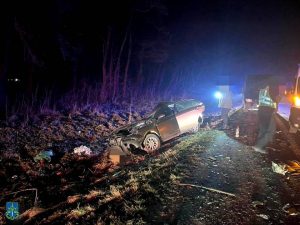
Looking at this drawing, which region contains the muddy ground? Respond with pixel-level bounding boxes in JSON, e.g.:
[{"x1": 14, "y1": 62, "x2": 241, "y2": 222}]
[{"x1": 1, "y1": 109, "x2": 300, "y2": 224}]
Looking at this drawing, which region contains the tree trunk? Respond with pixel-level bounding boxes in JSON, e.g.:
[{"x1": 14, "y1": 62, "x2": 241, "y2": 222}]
[
  {"x1": 108, "y1": 50, "x2": 113, "y2": 101},
  {"x1": 101, "y1": 30, "x2": 111, "y2": 102},
  {"x1": 0, "y1": 14, "x2": 13, "y2": 120},
  {"x1": 113, "y1": 30, "x2": 128, "y2": 100},
  {"x1": 136, "y1": 50, "x2": 144, "y2": 99},
  {"x1": 0, "y1": 65, "x2": 7, "y2": 120},
  {"x1": 122, "y1": 33, "x2": 132, "y2": 97}
]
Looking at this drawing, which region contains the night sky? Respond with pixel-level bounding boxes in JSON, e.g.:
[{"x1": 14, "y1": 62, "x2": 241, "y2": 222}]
[
  {"x1": 1, "y1": 0, "x2": 300, "y2": 101},
  {"x1": 168, "y1": 0, "x2": 300, "y2": 79}
]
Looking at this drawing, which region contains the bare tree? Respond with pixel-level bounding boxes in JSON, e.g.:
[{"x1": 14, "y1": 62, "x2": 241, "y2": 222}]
[
  {"x1": 14, "y1": 18, "x2": 44, "y2": 95},
  {"x1": 0, "y1": 65, "x2": 7, "y2": 119},
  {"x1": 134, "y1": 0, "x2": 168, "y2": 15},
  {"x1": 112, "y1": 28, "x2": 129, "y2": 101},
  {"x1": 100, "y1": 30, "x2": 111, "y2": 101},
  {"x1": 0, "y1": 24, "x2": 10, "y2": 119},
  {"x1": 123, "y1": 33, "x2": 132, "y2": 97}
]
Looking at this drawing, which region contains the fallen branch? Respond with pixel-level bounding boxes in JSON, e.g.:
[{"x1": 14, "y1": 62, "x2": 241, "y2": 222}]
[
  {"x1": 92, "y1": 170, "x2": 126, "y2": 185},
  {"x1": 23, "y1": 183, "x2": 133, "y2": 224},
  {"x1": 177, "y1": 183, "x2": 236, "y2": 197},
  {"x1": 23, "y1": 201, "x2": 67, "y2": 225},
  {"x1": 93, "y1": 175, "x2": 109, "y2": 185},
  {"x1": 88, "y1": 168, "x2": 96, "y2": 174}
]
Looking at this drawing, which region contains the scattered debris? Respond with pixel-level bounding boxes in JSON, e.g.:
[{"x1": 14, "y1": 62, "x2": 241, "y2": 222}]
[
  {"x1": 34, "y1": 149, "x2": 54, "y2": 163},
  {"x1": 290, "y1": 173, "x2": 300, "y2": 176},
  {"x1": 272, "y1": 161, "x2": 288, "y2": 175},
  {"x1": 208, "y1": 156, "x2": 217, "y2": 161},
  {"x1": 235, "y1": 126, "x2": 239, "y2": 138},
  {"x1": 257, "y1": 214, "x2": 269, "y2": 220},
  {"x1": 11, "y1": 175, "x2": 18, "y2": 180},
  {"x1": 109, "y1": 146, "x2": 130, "y2": 165},
  {"x1": 288, "y1": 161, "x2": 300, "y2": 169},
  {"x1": 272, "y1": 161, "x2": 300, "y2": 175},
  {"x1": 252, "y1": 201, "x2": 264, "y2": 208},
  {"x1": 282, "y1": 203, "x2": 300, "y2": 216},
  {"x1": 73, "y1": 145, "x2": 92, "y2": 156}
]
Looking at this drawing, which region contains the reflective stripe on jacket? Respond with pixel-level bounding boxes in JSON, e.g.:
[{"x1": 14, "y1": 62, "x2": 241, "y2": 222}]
[{"x1": 259, "y1": 88, "x2": 276, "y2": 108}]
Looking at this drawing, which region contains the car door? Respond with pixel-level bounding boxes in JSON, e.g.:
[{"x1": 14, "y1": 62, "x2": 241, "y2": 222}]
[
  {"x1": 155, "y1": 105, "x2": 180, "y2": 141},
  {"x1": 175, "y1": 101, "x2": 201, "y2": 133}
]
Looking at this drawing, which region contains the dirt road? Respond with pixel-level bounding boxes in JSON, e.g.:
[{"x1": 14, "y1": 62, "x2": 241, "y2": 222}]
[{"x1": 151, "y1": 130, "x2": 288, "y2": 225}]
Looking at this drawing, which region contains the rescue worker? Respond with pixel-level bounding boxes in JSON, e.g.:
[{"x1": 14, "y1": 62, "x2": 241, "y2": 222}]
[
  {"x1": 253, "y1": 85, "x2": 277, "y2": 154},
  {"x1": 218, "y1": 85, "x2": 233, "y2": 129}
]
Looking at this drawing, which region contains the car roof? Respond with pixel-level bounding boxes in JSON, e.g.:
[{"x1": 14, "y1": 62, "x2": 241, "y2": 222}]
[
  {"x1": 175, "y1": 99, "x2": 198, "y2": 103},
  {"x1": 158, "y1": 99, "x2": 197, "y2": 104},
  {"x1": 156, "y1": 99, "x2": 202, "y2": 108}
]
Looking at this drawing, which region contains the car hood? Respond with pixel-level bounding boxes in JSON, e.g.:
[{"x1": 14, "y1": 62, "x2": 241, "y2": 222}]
[{"x1": 114, "y1": 118, "x2": 153, "y2": 136}]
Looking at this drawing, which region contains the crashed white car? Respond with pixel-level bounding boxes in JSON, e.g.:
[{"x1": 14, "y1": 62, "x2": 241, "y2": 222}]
[{"x1": 109, "y1": 99, "x2": 205, "y2": 153}]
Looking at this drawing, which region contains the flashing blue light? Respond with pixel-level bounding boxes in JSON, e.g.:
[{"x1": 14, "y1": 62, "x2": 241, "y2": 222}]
[{"x1": 214, "y1": 91, "x2": 223, "y2": 99}]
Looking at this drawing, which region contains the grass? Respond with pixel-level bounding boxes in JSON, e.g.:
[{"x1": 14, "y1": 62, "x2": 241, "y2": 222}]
[
  {"x1": 1, "y1": 110, "x2": 216, "y2": 224},
  {"x1": 1, "y1": 130, "x2": 216, "y2": 224},
  {"x1": 67, "y1": 204, "x2": 95, "y2": 219},
  {"x1": 4, "y1": 69, "x2": 203, "y2": 127},
  {"x1": 109, "y1": 185, "x2": 123, "y2": 199}
]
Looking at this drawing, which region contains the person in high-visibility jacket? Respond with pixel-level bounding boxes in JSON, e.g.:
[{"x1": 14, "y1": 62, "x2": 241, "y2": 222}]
[
  {"x1": 218, "y1": 85, "x2": 233, "y2": 129},
  {"x1": 253, "y1": 85, "x2": 277, "y2": 154}
]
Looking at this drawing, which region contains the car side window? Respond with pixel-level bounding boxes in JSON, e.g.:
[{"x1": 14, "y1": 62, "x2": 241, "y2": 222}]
[
  {"x1": 175, "y1": 100, "x2": 199, "y2": 113},
  {"x1": 176, "y1": 101, "x2": 190, "y2": 112},
  {"x1": 155, "y1": 106, "x2": 174, "y2": 118},
  {"x1": 175, "y1": 103, "x2": 185, "y2": 112}
]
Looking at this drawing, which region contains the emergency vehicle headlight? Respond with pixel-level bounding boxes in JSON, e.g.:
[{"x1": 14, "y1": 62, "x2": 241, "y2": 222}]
[
  {"x1": 294, "y1": 96, "x2": 300, "y2": 107},
  {"x1": 214, "y1": 91, "x2": 223, "y2": 99}
]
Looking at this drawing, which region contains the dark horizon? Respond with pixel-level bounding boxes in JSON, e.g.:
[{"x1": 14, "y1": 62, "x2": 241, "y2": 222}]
[{"x1": 2, "y1": 1, "x2": 300, "y2": 81}]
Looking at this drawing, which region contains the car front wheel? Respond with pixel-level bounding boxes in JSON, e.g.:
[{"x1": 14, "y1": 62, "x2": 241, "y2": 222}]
[{"x1": 142, "y1": 134, "x2": 161, "y2": 153}]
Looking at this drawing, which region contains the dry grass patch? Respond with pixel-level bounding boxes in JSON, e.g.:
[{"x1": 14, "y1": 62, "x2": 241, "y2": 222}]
[{"x1": 67, "y1": 204, "x2": 95, "y2": 219}]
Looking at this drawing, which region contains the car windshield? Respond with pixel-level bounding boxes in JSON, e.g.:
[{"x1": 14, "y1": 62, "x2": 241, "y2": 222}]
[{"x1": 176, "y1": 100, "x2": 200, "y2": 112}]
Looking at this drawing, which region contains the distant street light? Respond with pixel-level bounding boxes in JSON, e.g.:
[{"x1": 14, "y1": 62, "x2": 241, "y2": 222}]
[{"x1": 7, "y1": 77, "x2": 21, "y2": 82}]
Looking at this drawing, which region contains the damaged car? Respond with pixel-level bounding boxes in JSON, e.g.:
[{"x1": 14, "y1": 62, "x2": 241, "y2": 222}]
[{"x1": 109, "y1": 99, "x2": 205, "y2": 153}]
